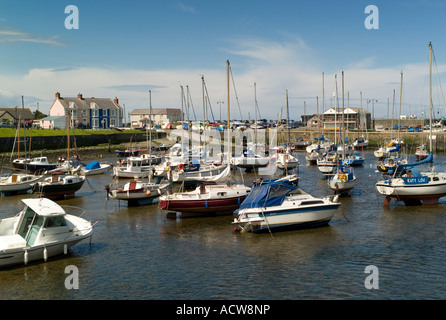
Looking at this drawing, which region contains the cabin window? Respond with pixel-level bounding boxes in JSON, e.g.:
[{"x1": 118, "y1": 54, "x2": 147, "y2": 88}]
[
  {"x1": 301, "y1": 200, "x2": 324, "y2": 205},
  {"x1": 433, "y1": 177, "x2": 439, "y2": 181},
  {"x1": 217, "y1": 192, "x2": 227, "y2": 197},
  {"x1": 44, "y1": 216, "x2": 67, "y2": 228}
]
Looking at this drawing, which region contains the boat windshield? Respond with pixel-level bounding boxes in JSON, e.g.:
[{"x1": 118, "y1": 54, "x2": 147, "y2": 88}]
[{"x1": 17, "y1": 207, "x2": 45, "y2": 245}]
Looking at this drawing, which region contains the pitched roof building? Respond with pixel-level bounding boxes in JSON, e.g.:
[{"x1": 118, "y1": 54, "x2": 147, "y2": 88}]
[
  {"x1": 130, "y1": 108, "x2": 183, "y2": 128},
  {"x1": 49, "y1": 92, "x2": 124, "y2": 129},
  {"x1": 0, "y1": 108, "x2": 34, "y2": 124}
]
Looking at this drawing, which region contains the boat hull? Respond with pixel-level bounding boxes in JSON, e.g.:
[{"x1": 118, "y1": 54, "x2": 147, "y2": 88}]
[
  {"x1": 160, "y1": 196, "x2": 247, "y2": 218},
  {"x1": 234, "y1": 204, "x2": 340, "y2": 233},
  {"x1": 376, "y1": 175, "x2": 446, "y2": 205},
  {"x1": 35, "y1": 179, "x2": 85, "y2": 200},
  {"x1": 0, "y1": 237, "x2": 88, "y2": 268}
]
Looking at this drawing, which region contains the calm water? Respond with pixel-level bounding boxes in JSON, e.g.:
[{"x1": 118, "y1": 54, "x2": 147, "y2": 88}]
[{"x1": 1, "y1": 150, "x2": 446, "y2": 300}]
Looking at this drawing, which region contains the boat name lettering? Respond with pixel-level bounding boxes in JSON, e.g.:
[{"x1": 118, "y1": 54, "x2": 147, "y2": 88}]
[{"x1": 402, "y1": 176, "x2": 429, "y2": 184}]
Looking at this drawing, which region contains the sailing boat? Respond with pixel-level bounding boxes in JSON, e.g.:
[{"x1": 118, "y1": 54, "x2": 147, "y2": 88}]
[
  {"x1": 274, "y1": 90, "x2": 299, "y2": 171},
  {"x1": 231, "y1": 82, "x2": 269, "y2": 171},
  {"x1": 34, "y1": 111, "x2": 85, "y2": 200},
  {"x1": 328, "y1": 72, "x2": 356, "y2": 194},
  {"x1": 375, "y1": 42, "x2": 446, "y2": 206},
  {"x1": 158, "y1": 61, "x2": 251, "y2": 218}
]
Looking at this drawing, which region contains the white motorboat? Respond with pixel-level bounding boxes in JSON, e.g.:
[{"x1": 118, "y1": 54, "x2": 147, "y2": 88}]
[
  {"x1": 113, "y1": 157, "x2": 152, "y2": 179},
  {"x1": 233, "y1": 181, "x2": 340, "y2": 233},
  {"x1": 0, "y1": 198, "x2": 94, "y2": 268},
  {"x1": 82, "y1": 161, "x2": 112, "y2": 176},
  {"x1": 0, "y1": 173, "x2": 44, "y2": 195},
  {"x1": 106, "y1": 179, "x2": 171, "y2": 206}
]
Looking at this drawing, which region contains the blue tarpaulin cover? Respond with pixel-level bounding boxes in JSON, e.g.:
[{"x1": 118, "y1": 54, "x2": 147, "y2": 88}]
[
  {"x1": 239, "y1": 181, "x2": 297, "y2": 210},
  {"x1": 85, "y1": 161, "x2": 100, "y2": 170}
]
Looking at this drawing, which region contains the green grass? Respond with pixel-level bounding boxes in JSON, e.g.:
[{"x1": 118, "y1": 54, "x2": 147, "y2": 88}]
[{"x1": 0, "y1": 128, "x2": 142, "y2": 137}]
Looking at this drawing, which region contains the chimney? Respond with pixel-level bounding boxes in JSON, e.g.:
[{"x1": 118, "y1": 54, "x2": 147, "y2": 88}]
[
  {"x1": 114, "y1": 97, "x2": 119, "y2": 104},
  {"x1": 55, "y1": 92, "x2": 61, "y2": 99},
  {"x1": 77, "y1": 93, "x2": 83, "y2": 99}
]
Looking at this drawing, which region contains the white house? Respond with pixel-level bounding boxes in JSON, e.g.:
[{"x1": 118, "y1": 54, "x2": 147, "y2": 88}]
[
  {"x1": 130, "y1": 108, "x2": 183, "y2": 128},
  {"x1": 39, "y1": 116, "x2": 66, "y2": 129},
  {"x1": 48, "y1": 92, "x2": 124, "y2": 129}
]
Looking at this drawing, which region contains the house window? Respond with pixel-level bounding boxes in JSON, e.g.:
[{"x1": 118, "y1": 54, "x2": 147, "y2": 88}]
[
  {"x1": 83, "y1": 109, "x2": 87, "y2": 116},
  {"x1": 92, "y1": 118, "x2": 99, "y2": 128}
]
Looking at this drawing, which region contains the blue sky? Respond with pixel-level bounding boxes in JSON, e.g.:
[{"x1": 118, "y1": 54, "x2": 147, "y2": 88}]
[{"x1": 1, "y1": 0, "x2": 446, "y2": 120}]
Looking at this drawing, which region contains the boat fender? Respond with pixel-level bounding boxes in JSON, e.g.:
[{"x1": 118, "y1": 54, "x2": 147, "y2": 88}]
[
  {"x1": 238, "y1": 197, "x2": 240, "y2": 204},
  {"x1": 340, "y1": 174, "x2": 347, "y2": 182},
  {"x1": 43, "y1": 247, "x2": 48, "y2": 261},
  {"x1": 24, "y1": 250, "x2": 28, "y2": 265},
  {"x1": 146, "y1": 190, "x2": 151, "y2": 195},
  {"x1": 333, "y1": 156, "x2": 338, "y2": 162},
  {"x1": 64, "y1": 244, "x2": 68, "y2": 255},
  {"x1": 205, "y1": 201, "x2": 208, "y2": 208}
]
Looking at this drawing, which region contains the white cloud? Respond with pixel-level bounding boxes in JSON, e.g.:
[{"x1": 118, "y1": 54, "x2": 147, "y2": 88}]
[
  {"x1": 0, "y1": 38, "x2": 444, "y2": 120},
  {"x1": 0, "y1": 27, "x2": 65, "y2": 46}
]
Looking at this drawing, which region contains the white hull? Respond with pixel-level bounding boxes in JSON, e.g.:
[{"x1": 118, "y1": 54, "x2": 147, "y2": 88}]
[
  {"x1": 0, "y1": 174, "x2": 44, "y2": 194},
  {"x1": 328, "y1": 178, "x2": 356, "y2": 193},
  {"x1": 233, "y1": 191, "x2": 340, "y2": 233},
  {"x1": 234, "y1": 202, "x2": 340, "y2": 233},
  {"x1": 83, "y1": 163, "x2": 112, "y2": 176},
  {"x1": 0, "y1": 200, "x2": 94, "y2": 268},
  {"x1": 376, "y1": 171, "x2": 446, "y2": 205}
]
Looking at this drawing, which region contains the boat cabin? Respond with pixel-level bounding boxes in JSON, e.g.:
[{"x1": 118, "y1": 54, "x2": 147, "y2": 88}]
[{"x1": 15, "y1": 199, "x2": 68, "y2": 246}]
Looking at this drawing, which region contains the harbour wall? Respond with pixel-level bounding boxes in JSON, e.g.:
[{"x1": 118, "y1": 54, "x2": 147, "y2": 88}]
[{"x1": 1, "y1": 131, "x2": 167, "y2": 153}]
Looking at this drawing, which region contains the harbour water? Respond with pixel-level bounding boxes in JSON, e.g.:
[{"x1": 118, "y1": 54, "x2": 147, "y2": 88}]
[{"x1": 1, "y1": 150, "x2": 446, "y2": 300}]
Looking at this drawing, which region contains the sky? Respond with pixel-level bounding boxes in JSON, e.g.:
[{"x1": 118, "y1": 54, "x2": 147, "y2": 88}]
[{"x1": 1, "y1": 0, "x2": 446, "y2": 121}]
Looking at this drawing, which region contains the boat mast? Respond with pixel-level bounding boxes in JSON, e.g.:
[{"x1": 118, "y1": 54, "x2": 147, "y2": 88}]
[
  {"x1": 429, "y1": 42, "x2": 433, "y2": 154},
  {"x1": 149, "y1": 90, "x2": 152, "y2": 165},
  {"x1": 227, "y1": 60, "x2": 231, "y2": 165}
]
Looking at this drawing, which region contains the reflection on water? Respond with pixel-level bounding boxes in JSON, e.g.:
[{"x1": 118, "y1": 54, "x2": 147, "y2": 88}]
[{"x1": 1, "y1": 151, "x2": 446, "y2": 299}]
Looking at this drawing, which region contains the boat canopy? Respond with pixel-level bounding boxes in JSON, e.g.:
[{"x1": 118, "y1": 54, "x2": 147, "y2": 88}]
[
  {"x1": 85, "y1": 161, "x2": 100, "y2": 170},
  {"x1": 398, "y1": 151, "x2": 433, "y2": 168},
  {"x1": 21, "y1": 198, "x2": 66, "y2": 217},
  {"x1": 240, "y1": 181, "x2": 297, "y2": 210},
  {"x1": 389, "y1": 144, "x2": 401, "y2": 153}
]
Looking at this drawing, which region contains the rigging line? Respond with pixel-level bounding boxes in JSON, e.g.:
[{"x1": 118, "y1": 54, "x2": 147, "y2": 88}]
[
  {"x1": 203, "y1": 79, "x2": 216, "y2": 122},
  {"x1": 228, "y1": 65, "x2": 243, "y2": 120},
  {"x1": 186, "y1": 86, "x2": 197, "y2": 121},
  {"x1": 432, "y1": 51, "x2": 446, "y2": 114}
]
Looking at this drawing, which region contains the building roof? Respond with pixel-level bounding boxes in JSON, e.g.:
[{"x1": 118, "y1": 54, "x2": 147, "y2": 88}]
[
  {"x1": 40, "y1": 116, "x2": 66, "y2": 121},
  {"x1": 55, "y1": 93, "x2": 122, "y2": 111},
  {"x1": 0, "y1": 108, "x2": 34, "y2": 120}
]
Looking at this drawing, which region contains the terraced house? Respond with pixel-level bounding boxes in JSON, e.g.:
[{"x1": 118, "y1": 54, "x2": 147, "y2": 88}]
[{"x1": 47, "y1": 92, "x2": 124, "y2": 129}]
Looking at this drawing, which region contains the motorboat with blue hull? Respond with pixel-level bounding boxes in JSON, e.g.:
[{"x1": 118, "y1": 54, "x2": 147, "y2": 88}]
[
  {"x1": 0, "y1": 198, "x2": 94, "y2": 268},
  {"x1": 233, "y1": 181, "x2": 340, "y2": 233}
]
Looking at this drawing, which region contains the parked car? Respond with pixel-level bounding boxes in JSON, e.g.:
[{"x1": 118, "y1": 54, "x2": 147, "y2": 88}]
[{"x1": 0, "y1": 122, "x2": 14, "y2": 128}]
